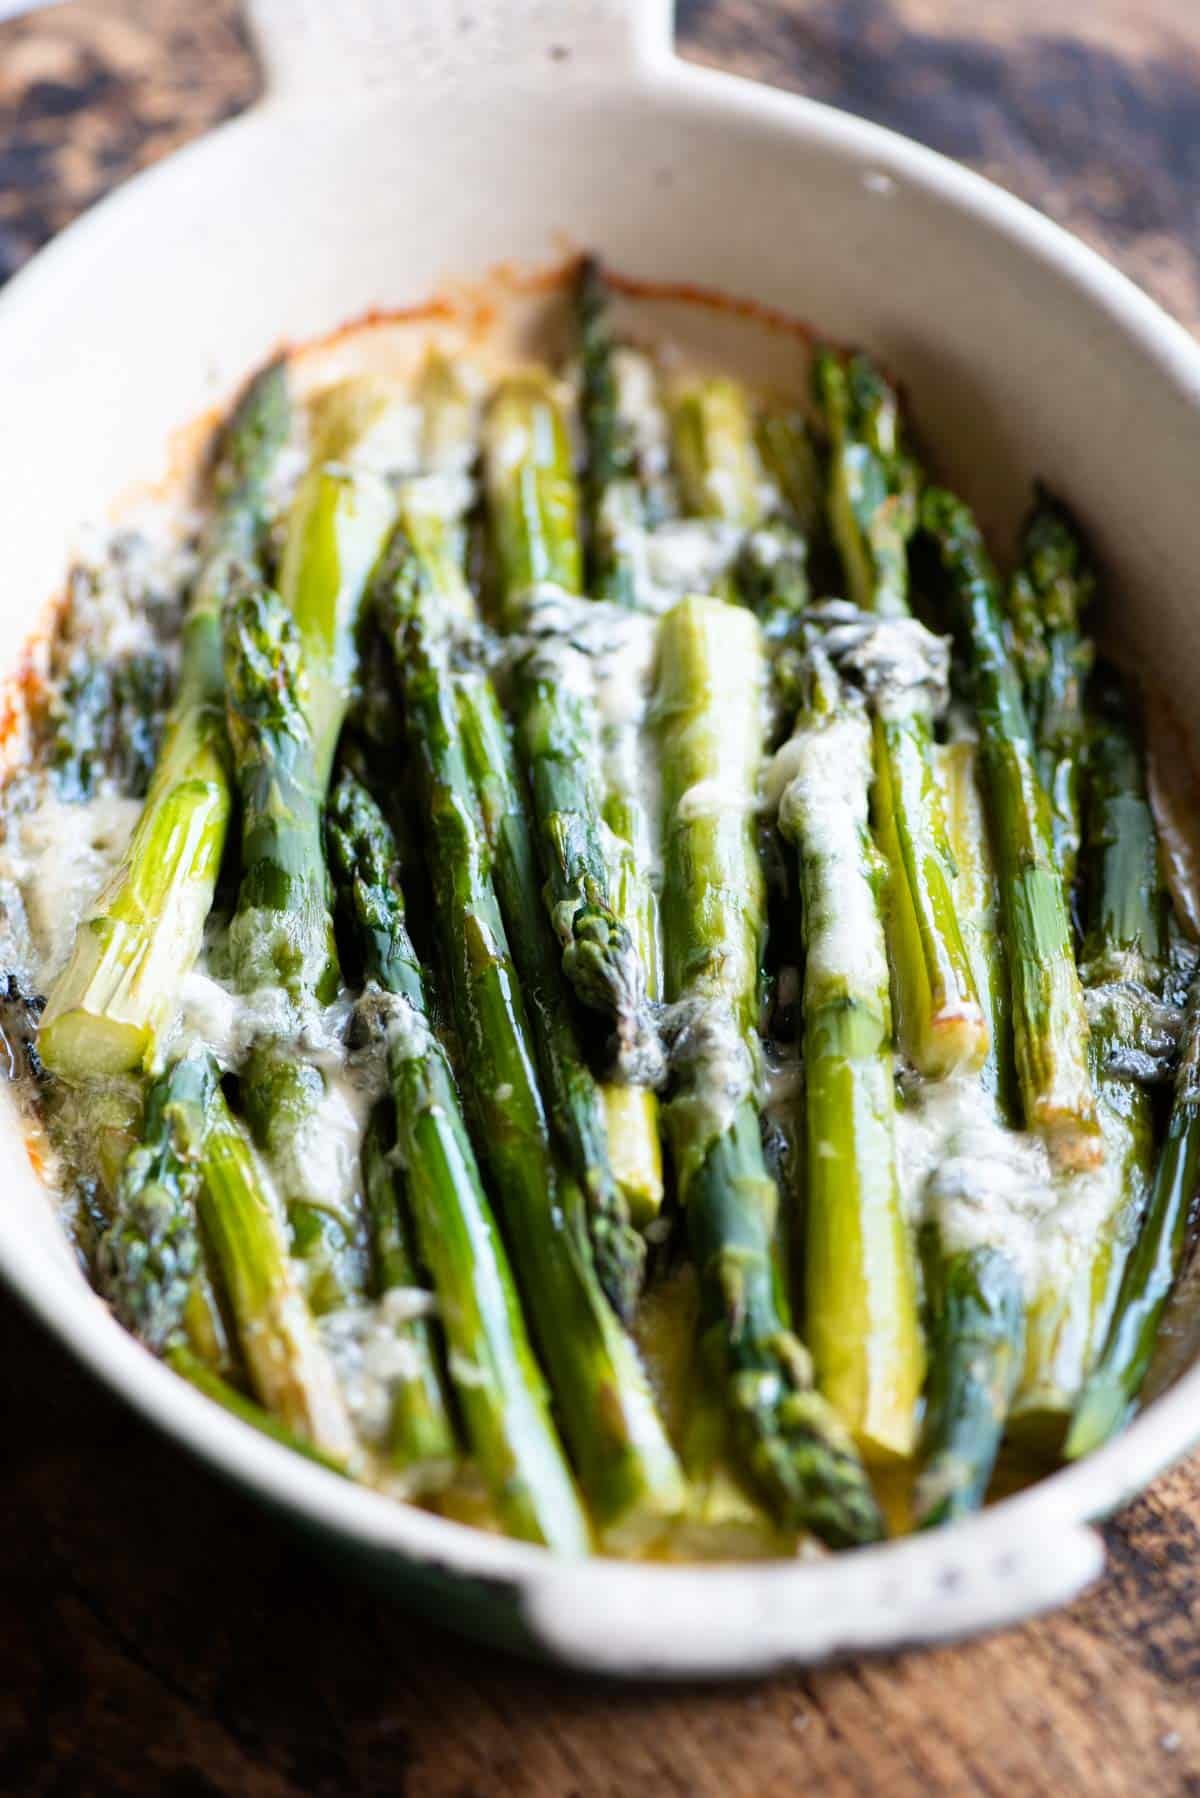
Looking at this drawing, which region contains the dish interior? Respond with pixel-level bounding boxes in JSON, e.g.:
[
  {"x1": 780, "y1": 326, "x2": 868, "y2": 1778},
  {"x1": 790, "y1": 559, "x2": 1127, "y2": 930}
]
[{"x1": 5, "y1": 259, "x2": 1199, "y2": 1569}]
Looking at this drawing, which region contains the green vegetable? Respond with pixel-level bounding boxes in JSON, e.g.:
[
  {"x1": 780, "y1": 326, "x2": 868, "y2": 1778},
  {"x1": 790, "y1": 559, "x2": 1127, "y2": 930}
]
[
  {"x1": 326, "y1": 772, "x2": 591, "y2": 1549},
  {"x1": 381, "y1": 527, "x2": 685, "y2": 1549},
  {"x1": 40, "y1": 361, "x2": 291, "y2": 1078},
  {"x1": 660, "y1": 596, "x2": 884, "y2": 1545},
  {"x1": 920, "y1": 486, "x2": 1100, "y2": 1170},
  {"x1": 772, "y1": 638, "x2": 923, "y2": 1467},
  {"x1": 815, "y1": 351, "x2": 986, "y2": 1079}
]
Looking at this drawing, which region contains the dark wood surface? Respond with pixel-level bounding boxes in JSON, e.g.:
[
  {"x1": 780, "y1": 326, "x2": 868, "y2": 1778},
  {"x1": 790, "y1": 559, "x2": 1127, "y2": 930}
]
[{"x1": 4, "y1": 4, "x2": 1200, "y2": 1793}]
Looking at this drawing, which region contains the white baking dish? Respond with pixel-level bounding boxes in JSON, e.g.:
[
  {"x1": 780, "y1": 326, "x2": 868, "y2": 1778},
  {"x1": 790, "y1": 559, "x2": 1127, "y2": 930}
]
[{"x1": 3, "y1": 0, "x2": 1200, "y2": 1675}]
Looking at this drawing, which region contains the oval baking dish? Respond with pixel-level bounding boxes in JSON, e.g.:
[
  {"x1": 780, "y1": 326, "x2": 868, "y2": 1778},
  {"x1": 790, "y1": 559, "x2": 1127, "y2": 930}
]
[{"x1": 3, "y1": 0, "x2": 1200, "y2": 1675}]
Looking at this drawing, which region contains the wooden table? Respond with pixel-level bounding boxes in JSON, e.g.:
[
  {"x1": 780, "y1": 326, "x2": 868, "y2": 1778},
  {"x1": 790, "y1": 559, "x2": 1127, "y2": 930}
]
[{"x1": 3, "y1": 4, "x2": 1200, "y2": 1792}]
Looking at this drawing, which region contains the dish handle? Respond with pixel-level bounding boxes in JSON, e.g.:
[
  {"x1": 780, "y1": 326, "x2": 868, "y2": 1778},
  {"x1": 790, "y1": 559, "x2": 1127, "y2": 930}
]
[{"x1": 245, "y1": 0, "x2": 675, "y2": 105}]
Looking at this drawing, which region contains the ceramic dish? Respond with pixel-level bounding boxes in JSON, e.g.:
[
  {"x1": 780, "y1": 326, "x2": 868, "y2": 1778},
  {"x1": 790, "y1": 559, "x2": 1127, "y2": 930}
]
[{"x1": 3, "y1": 0, "x2": 1200, "y2": 1675}]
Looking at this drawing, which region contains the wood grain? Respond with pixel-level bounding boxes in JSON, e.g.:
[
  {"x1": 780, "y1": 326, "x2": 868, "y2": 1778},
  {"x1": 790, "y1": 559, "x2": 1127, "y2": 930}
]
[{"x1": 3, "y1": 3, "x2": 1200, "y2": 1793}]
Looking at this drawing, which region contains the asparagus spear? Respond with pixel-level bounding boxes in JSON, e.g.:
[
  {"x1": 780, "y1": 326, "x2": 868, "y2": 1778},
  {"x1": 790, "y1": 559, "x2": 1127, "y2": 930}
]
[
  {"x1": 938, "y1": 740, "x2": 1017, "y2": 1122},
  {"x1": 166, "y1": 1343, "x2": 347, "y2": 1475},
  {"x1": 1067, "y1": 960, "x2": 1200, "y2": 1456},
  {"x1": 227, "y1": 395, "x2": 401, "y2": 1307},
  {"x1": 485, "y1": 374, "x2": 661, "y2": 1075},
  {"x1": 593, "y1": 657, "x2": 667, "y2": 1227},
  {"x1": 360, "y1": 1107, "x2": 458, "y2": 1483},
  {"x1": 660, "y1": 596, "x2": 883, "y2": 1545},
  {"x1": 40, "y1": 361, "x2": 291, "y2": 1078},
  {"x1": 194, "y1": 1063, "x2": 357, "y2": 1462},
  {"x1": 920, "y1": 487, "x2": 1101, "y2": 1170},
  {"x1": 668, "y1": 374, "x2": 812, "y2": 610},
  {"x1": 1015, "y1": 675, "x2": 1161, "y2": 1439},
  {"x1": 327, "y1": 772, "x2": 590, "y2": 1550},
  {"x1": 416, "y1": 348, "x2": 479, "y2": 476},
  {"x1": 110, "y1": 1048, "x2": 355, "y2": 1461},
  {"x1": 757, "y1": 406, "x2": 824, "y2": 543},
  {"x1": 1078, "y1": 673, "x2": 1168, "y2": 1000},
  {"x1": 913, "y1": 741, "x2": 1025, "y2": 1527},
  {"x1": 223, "y1": 586, "x2": 339, "y2": 1011},
  {"x1": 277, "y1": 395, "x2": 402, "y2": 767},
  {"x1": 406, "y1": 351, "x2": 659, "y2": 1267},
  {"x1": 381, "y1": 540, "x2": 685, "y2": 1548},
  {"x1": 221, "y1": 586, "x2": 365, "y2": 1312},
  {"x1": 486, "y1": 371, "x2": 583, "y2": 606},
  {"x1": 814, "y1": 351, "x2": 986, "y2": 1078},
  {"x1": 917, "y1": 1242, "x2": 1024, "y2": 1527},
  {"x1": 670, "y1": 377, "x2": 765, "y2": 532},
  {"x1": 1045, "y1": 677, "x2": 1170, "y2": 1456},
  {"x1": 384, "y1": 483, "x2": 650, "y2": 1311},
  {"x1": 667, "y1": 369, "x2": 811, "y2": 715},
  {"x1": 97, "y1": 1052, "x2": 230, "y2": 1365},
  {"x1": 770, "y1": 637, "x2": 924, "y2": 1466},
  {"x1": 1007, "y1": 487, "x2": 1095, "y2": 898},
  {"x1": 575, "y1": 254, "x2": 643, "y2": 607},
  {"x1": 569, "y1": 265, "x2": 669, "y2": 1220},
  {"x1": 812, "y1": 349, "x2": 917, "y2": 618},
  {"x1": 453, "y1": 659, "x2": 649, "y2": 1314}
]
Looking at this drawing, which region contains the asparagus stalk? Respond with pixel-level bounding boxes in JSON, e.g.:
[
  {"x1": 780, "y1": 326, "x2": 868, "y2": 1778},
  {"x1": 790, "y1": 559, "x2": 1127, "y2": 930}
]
[
  {"x1": 916, "y1": 1242, "x2": 1024, "y2": 1527},
  {"x1": 221, "y1": 586, "x2": 365, "y2": 1312},
  {"x1": 757, "y1": 406, "x2": 823, "y2": 542},
  {"x1": 39, "y1": 361, "x2": 291, "y2": 1078},
  {"x1": 815, "y1": 351, "x2": 986, "y2": 1078},
  {"x1": 409, "y1": 351, "x2": 660, "y2": 1267},
  {"x1": 486, "y1": 371, "x2": 583, "y2": 606},
  {"x1": 920, "y1": 487, "x2": 1101, "y2": 1169},
  {"x1": 1067, "y1": 961, "x2": 1200, "y2": 1456},
  {"x1": 813, "y1": 349, "x2": 917, "y2": 618},
  {"x1": 166, "y1": 1343, "x2": 347, "y2": 1475},
  {"x1": 575, "y1": 254, "x2": 643, "y2": 607},
  {"x1": 453, "y1": 660, "x2": 649, "y2": 1315},
  {"x1": 669, "y1": 371, "x2": 814, "y2": 628},
  {"x1": 660, "y1": 596, "x2": 883, "y2": 1545},
  {"x1": 385, "y1": 489, "x2": 650, "y2": 1311},
  {"x1": 226, "y1": 396, "x2": 401, "y2": 1307},
  {"x1": 327, "y1": 772, "x2": 590, "y2": 1549},
  {"x1": 594, "y1": 682, "x2": 666, "y2": 1227},
  {"x1": 669, "y1": 377, "x2": 765, "y2": 532},
  {"x1": 938, "y1": 740, "x2": 1017, "y2": 1122},
  {"x1": 194, "y1": 1063, "x2": 357, "y2": 1462},
  {"x1": 1015, "y1": 676, "x2": 1161, "y2": 1437},
  {"x1": 360, "y1": 1107, "x2": 458, "y2": 1483},
  {"x1": 484, "y1": 374, "x2": 664, "y2": 1114},
  {"x1": 1007, "y1": 487, "x2": 1095, "y2": 898},
  {"x1": 416, "y1": 348, "x2": 478, "y2": 473},
  {"x1": 407, "y1": 347, "x2": 481, "y2": 578},
  {"x1": 667, "y1": 370, "x2": 812, "y2": 719},
  {"x1": 770, "y1": 639, "x2": 924, "y2": 1466},
  {"x1": 278, "y1": 397, "x2": 402, "y2": 767},
  {"x1": 223, "y1": 586, "x2": 339, "y2": 1010},
  {"x1": 1078, "y1": 673, "x2": 1168, "y2": 999},
  {"x1": 570, "y1": 265, "x2": 669, "y2": 1220},
  {"x1": 1040, "y1": 678, "x2": 1168, "y2": 1456},
  {"x1": 381, "y1": 541, "x2": 685, "y2": 1547},
  {"x1": 914, "y1": 741, "x2": 1025, "y2": 1527},
  {"x1": 97, "y1": 1052, "x2": 230, "y2": 1366},
  {"x1": 109, "y1": 1047, "x2": 355, "y2": 1460}
]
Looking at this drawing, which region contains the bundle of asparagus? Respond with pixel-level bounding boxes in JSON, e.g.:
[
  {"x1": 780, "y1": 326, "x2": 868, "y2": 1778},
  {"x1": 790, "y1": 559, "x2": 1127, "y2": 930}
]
[{"x1": 12, "y1": 256, "x2": 1200, "y2": 1564}]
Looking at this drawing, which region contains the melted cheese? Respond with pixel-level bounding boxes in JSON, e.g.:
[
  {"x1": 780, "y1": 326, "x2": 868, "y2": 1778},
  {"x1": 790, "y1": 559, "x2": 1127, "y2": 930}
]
[{"x1": 0, "y1": 784, "x2": 142, "y2": 989}]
